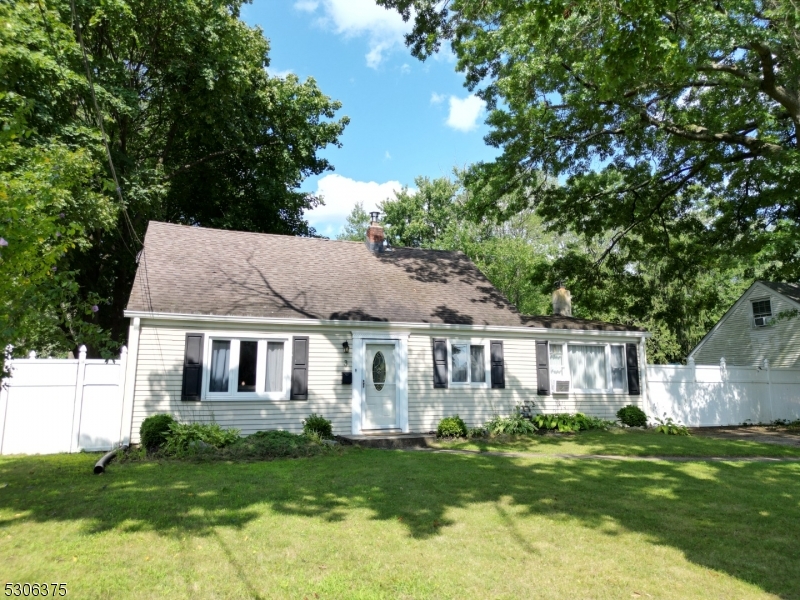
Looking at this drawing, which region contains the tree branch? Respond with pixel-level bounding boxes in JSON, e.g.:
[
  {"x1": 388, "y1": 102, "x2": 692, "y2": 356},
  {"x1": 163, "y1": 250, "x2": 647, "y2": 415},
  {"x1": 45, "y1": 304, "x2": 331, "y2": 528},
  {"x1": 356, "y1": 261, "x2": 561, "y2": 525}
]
[{"x1": 163, "y1": 149, "x2": 238, "y2": 181}]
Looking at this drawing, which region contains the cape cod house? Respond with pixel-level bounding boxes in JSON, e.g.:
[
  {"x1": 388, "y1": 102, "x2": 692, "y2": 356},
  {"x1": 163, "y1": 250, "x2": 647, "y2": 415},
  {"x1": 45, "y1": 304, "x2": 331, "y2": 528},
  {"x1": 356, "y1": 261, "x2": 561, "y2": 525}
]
[
  {"x1": 119, "y1": 219, "x2": 649, "y2": 444},
  {"x1": 688, "y1": 281, "x2": 800, "y2": 368}
]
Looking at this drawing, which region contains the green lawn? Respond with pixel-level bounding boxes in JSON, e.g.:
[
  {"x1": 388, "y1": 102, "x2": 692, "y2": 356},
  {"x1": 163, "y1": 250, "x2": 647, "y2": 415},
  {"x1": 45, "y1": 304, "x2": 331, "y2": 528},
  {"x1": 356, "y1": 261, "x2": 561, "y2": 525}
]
[
  {"x1": 433, "y1": 428, "x2": 800, "y2": 457},
  {"x1": 1, "y1": 444, "x2": 799, "y2": 599}
]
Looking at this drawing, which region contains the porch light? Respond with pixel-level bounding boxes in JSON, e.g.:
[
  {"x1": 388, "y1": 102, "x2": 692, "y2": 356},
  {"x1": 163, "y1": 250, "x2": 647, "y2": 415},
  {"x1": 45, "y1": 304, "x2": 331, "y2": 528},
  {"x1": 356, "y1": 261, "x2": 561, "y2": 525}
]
[{"x1": 342, "y1": 341, "x2": 350, "y2": 353}]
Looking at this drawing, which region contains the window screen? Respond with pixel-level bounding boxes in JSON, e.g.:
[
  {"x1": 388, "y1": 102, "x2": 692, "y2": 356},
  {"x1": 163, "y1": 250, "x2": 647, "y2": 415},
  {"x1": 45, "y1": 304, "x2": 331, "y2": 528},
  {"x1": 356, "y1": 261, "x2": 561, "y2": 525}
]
[
  {"x1": 752, "y1": 299, "x2": 772, "y2": 318},
  {"x1": 610, "y1": 345, "x2": 626, "y2": 390}
]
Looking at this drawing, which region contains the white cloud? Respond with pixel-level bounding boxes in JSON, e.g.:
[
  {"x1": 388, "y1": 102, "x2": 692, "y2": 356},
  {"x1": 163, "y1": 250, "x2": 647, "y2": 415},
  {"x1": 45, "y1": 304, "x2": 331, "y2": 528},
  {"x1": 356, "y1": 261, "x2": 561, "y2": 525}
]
[
  {"x1": 430, "y1": 92, "x2": 446, "y2": 105},
  {"x1": 400, "y1": 63, "x2": 411, "y2": 75},
  {"x1": 306, "y1": 174, "x2": 404, "y2": 232},
  {"x1": 384, "y1": 150, "x2": 392, "y2": 160},
  {"x1": 294, "y1": 0, "x2": 319, "y2": 12},
  {"x1": 299, "y1": 0, "x2": 411, "y2": 68},
  {"x1": 446, "y1": 95, "x2": 486, "y2": 132}
]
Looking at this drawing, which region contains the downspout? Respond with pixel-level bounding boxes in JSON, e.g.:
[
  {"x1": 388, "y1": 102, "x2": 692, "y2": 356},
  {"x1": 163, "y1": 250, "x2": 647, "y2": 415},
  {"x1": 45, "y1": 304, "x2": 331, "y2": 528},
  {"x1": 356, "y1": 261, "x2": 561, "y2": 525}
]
[{"x1": 119, "y1": 317, "x2": 141, "y2": 446}]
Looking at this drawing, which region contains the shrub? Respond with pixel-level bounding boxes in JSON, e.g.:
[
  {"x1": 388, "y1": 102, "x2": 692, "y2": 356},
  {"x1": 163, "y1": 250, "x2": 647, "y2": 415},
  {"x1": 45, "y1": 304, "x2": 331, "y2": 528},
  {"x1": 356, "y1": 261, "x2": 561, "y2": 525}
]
[
  {"x1": 532, "y1": 412, "x2": 614, "y2": 433},
  {"x1": 164, "y1": 422, "x2": 241, "y2": 454},
  {"x1": 302, "y1": 413, "x2": 333, "y2": 439},
  {"x1": 486, "y1": 408, "x2": 537, "y2": 435},
  {"x1": 467, "y1": 426, "x2": 488, "y2": 438},
  {"x1": 140, "y1": 414, "x2": 176, "y2": 450},
  {"x1": 437, "y1": 415, "x2": 467, "y2": 438},
  {"x1": 223, "y1": 430, "x2": 331, "y2": 459},
  {"x1": 653, "y1": 416, "x2": 690, "y2": 436},
  {"x1": 617, "y1": 405, "x2": 648, "y2": 427}
]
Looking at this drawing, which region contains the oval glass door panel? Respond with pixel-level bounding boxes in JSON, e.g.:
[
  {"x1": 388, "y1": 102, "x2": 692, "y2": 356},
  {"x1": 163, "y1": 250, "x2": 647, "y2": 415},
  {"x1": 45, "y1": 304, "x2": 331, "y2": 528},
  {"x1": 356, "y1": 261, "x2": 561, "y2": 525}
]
[{"x1": 373, "y1": 351, "x2": 386, "y2": 391}]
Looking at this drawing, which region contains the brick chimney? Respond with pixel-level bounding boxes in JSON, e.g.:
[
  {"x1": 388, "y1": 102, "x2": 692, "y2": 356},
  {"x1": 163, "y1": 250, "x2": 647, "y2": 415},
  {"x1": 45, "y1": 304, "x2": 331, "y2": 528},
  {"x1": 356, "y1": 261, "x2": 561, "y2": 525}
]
[
  {"x1": 365, "y1": 211, "x2": 385, "y2": 253},
  {"x1": 552, "y1": 281, "x2": 572, "y2": 317}
]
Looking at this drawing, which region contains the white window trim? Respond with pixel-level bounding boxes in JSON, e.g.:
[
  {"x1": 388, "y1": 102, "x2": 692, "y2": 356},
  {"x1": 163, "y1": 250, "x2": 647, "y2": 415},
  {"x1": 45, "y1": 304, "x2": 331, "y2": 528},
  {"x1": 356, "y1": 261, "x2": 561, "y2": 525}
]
[
  {"x1": 549, "y1": 341, "x2": 628, "y2": 394},
  {"x1": 202, "y1": 334, "x2": 292, "y2": 401},
  {"x1": 446, "y1": 338, "x2": 491, "y2": 388}
]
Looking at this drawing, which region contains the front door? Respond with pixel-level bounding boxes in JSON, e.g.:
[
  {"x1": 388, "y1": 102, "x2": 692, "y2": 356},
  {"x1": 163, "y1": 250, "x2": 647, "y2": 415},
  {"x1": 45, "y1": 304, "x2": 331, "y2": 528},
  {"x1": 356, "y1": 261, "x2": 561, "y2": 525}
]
[{"x1": 363, "y1": 343, "x2": 397, "y2": 429}]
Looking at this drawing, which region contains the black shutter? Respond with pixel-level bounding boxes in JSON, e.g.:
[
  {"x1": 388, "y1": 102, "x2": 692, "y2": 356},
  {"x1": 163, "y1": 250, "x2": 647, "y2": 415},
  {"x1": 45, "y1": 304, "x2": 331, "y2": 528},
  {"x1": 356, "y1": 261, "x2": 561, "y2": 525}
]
[
  {"x1": 536, "y1": 340, "x2": 550, "y2": 395},
  {"x1": 626, "y1": 343, "x2": 641, "y2": 396},
  {"x1": 181, "y1": 333, "x2": 204, "y2": 401},
  {"x1": 490, "y1": 341, "x2": 505, "y2": 389},
  {"x1": 291, "y1": 336, "x2": 309, "y2": 400},
  {"x1": 432, "y1": 338, "x2": 448, "y2": 388}
]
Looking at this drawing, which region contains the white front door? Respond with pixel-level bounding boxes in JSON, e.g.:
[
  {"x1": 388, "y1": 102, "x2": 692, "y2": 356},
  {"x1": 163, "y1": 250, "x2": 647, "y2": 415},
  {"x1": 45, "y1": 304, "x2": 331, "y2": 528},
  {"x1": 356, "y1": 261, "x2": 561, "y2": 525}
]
[{"x1": 363, "y1": 343, "x2": 397, "y2": 429}]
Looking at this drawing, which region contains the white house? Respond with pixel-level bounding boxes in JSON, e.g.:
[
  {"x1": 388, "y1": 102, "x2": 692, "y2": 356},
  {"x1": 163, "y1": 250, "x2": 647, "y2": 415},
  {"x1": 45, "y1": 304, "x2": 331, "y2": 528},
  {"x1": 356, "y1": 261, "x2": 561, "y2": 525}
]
[
  {"x1": 119, "y1": 219, "x2": 649, "y2": 444},
  {"x1": 689, "y1": 281, "x2": 800, "y2": 368}
]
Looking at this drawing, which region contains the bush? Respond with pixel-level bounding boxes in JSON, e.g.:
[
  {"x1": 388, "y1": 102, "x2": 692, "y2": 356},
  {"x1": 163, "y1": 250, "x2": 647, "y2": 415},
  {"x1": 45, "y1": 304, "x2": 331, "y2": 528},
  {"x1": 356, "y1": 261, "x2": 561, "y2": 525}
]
[
  {"x1": 302, "y1": 413, "x2": 333, "y2": 439},
  {"x1": 437, "y1": 415, "x2": 467, "y2": 438},
  {"x1": 163, "y1": 422, "x2": 240, "y2": 454},
  {"x1": 467, "y1": 426, "x2": 488, "y2": 438},
  {"x1": 617, "y1": 405, "x2": 648, "y2": 427},
  {"x1": 653, "y1": 416, "x2": 690, "y2": 436},
  {"x1": 486, "y1": 408, "x2": 537, "y2": 435},
  {"x1": 532, "y1": 412, "x2": 614, "y2": 433},
  {"x1": 140, "y1": 414, "x2": 176, "y2": 450},
  {"x1": 223, "y1": 430, "x2": 332, "y2": 460}
]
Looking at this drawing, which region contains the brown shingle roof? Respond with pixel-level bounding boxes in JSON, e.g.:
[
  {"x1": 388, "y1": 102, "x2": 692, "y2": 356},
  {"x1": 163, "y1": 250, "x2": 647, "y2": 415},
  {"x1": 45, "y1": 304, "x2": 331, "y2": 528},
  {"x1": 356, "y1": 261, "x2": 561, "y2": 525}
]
[{"x1": 126, "y1": 222, "x2": 643, "y2": 332}]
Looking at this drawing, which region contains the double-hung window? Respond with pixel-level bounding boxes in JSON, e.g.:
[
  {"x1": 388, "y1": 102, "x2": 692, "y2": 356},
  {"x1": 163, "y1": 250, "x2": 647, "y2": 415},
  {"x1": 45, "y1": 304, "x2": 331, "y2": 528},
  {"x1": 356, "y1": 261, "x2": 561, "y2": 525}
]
[
  {"x1": 752, "y1": 299, "x2": 772, "y2": 327},
  {"x1": 448, "y1": 340, "x2": 489, "y2": 386},
  {"x1": 205, "y1": 336, "x2": 290, "y2": 400},
  {"x1": 549, "y1": 342, "x2": 627, "y2": 393}
]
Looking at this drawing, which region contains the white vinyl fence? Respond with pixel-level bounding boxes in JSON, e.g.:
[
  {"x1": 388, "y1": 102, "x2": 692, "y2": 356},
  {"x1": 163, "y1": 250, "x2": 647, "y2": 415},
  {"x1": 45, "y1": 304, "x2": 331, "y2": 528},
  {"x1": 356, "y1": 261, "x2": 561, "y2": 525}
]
[
  {"x1": 646, "y1": 360, "x2": 800, "y2": 427},
  {"x1": 0, "y1": 346, "x2": 128, "y2": 455}
]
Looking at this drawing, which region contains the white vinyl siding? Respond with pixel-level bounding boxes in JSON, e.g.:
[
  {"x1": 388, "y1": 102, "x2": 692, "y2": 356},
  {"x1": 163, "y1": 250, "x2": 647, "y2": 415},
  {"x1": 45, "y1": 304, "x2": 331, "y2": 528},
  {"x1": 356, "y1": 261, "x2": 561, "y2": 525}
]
[
  {"x1": 691, "y1": 283, "x2": 800, "y2": 368},
  {"x1": 131, "y1": 324, "x2": 352, "y2": 443}
]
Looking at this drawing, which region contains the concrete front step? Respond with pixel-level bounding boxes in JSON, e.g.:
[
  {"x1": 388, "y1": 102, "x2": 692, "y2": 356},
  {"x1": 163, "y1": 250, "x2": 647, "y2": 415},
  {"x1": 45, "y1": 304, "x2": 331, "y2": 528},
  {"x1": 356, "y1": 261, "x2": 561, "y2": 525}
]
[{"x1": 337, "y1": 432, "x2": 436, "y2": 449}]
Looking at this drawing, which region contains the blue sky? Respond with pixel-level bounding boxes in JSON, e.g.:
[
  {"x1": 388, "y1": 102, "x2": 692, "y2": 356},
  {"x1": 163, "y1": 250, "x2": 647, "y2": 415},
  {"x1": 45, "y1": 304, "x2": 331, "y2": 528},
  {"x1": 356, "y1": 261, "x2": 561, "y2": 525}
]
[{"x1": 241, "y1": 0, "x2": 499, "y2": 237}]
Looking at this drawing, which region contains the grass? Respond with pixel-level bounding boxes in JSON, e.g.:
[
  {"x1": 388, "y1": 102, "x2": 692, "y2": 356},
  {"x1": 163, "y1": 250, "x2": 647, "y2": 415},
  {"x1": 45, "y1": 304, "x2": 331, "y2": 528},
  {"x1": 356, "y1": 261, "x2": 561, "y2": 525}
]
[
  {"x1": 433, "y1": 427, "x2": 800, "y2": 457},
  {"x1": 0, "y1": 441, "x2": 799, "y2": 599}
]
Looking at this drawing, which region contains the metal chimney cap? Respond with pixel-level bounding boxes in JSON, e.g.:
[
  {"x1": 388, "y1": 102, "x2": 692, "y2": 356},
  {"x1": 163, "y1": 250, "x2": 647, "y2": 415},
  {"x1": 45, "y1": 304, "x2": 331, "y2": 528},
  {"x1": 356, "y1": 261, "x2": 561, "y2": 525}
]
[
  {"x1": 369, "y1": 211, "x2": 380, "y2": 222},
  {"x1": 553, "y1": 280, "x2": 565, "y2": 290}
]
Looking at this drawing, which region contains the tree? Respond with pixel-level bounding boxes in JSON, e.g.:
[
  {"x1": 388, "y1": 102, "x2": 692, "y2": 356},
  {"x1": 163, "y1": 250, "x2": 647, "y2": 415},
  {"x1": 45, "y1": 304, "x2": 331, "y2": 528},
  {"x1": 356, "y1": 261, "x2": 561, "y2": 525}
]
[
  {"x1": 1, "y1": 0, "x2": 348, "y2": 356},
  {"x1": 377, "y1": 0, "x2": 796, "y2": 360},
  {"x1": 337, "y1": 202, "x2": 370, "y2": 241}
]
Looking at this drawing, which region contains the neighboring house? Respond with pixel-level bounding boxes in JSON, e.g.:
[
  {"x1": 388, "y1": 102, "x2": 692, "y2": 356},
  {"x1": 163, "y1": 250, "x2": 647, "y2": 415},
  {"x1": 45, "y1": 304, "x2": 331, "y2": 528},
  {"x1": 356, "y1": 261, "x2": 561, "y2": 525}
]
[
  {"x1": 689, "y1": 281, "x2": 800, "y2": 368},
  {"x1": 119, "y1": 219, "x2": 649, "y2": 444}
]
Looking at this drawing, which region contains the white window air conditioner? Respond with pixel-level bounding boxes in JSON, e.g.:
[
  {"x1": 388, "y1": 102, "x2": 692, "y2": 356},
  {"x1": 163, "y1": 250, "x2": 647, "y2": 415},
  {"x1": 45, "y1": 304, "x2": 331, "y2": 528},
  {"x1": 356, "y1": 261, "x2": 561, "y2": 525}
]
[
  {"x1": 753, "y1": 316, "x2": 769, "y2": 327},
  {"x1": 554, "y1": 380, "x2": 570, "y2": 393}
]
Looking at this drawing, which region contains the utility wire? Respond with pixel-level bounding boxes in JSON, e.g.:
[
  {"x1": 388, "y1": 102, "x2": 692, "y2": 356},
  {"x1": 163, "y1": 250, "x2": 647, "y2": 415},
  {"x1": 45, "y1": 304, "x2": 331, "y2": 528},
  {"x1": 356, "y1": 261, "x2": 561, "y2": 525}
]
[{"x1": 68, "y1": 0, "x2": 143, "y2": 249}]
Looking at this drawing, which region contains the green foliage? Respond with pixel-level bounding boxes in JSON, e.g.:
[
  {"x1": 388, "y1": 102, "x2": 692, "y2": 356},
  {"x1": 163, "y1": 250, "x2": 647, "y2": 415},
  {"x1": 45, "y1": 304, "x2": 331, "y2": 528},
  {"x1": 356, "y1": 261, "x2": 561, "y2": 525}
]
[
  {"x1": 653, "y1": 416, "x2": 691, "y2": 436},
  {"x1": 532, "y1": 413, "x2": 613, "y2": 433},
  {"x1": 223, "y1": 430, "x2": 331, "y2": 460},
  {"x1": 1, "y1": 0, "x2": 347, "y2": 358},
  {"x1": 336, "y1": 202, "x2": 370, "y2": 241},
  {"x1": 486, "y1": 408, "x2": 538, "y2": 435},
  {"x1": 617, "y1": 405, "x2": 648, "y2": 428},
  {"x1": 302, "y1": 413, "x2": 333, "y2": 439},
  {"x1": 163, "y1": 422, "x2": 241, "y2": 455},
  {"x1": 437, "y1": 415, "x2": 468, "y2": 438},
  {"x1": 379, "y1": 0, "x2": 800, "y2": 362},
  {"x1": 467, "y1": 426, "x2": 488, "y2": 439},
  {"x1": 139, "y1": 414, "x2": 176, "y2": 450}
]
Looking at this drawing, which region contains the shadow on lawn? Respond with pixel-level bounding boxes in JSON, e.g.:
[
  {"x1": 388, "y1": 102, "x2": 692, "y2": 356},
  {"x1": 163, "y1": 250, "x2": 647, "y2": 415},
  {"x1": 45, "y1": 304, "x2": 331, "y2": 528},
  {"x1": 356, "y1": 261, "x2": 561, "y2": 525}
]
[{"x1": 0, "y1": 450, "x2": 799, "y2": 598}]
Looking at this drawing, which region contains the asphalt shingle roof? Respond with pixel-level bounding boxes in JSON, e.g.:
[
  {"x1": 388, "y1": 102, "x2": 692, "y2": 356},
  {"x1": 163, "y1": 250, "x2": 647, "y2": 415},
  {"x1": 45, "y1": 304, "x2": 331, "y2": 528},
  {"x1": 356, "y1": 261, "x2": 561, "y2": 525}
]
[
  {"x1": 126, "y1": 222, "x2": 643, "y2": 332},
  {"x1": 761, "y1": 281, "x2": 800, "y2": 304}
]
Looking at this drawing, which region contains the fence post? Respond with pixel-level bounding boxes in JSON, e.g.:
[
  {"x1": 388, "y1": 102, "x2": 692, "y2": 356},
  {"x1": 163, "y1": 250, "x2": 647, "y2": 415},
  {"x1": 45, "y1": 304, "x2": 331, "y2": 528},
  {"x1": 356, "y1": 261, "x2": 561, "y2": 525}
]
[
  {"x1": 0, "y1": 345, "x2": 12, "y2": 455},
  {"x1": 69, "y1": 345, "x2": 87, "y2": 453},
  {"x1": 117, "y1": 346, "x2": 128, "y2": 448}
]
